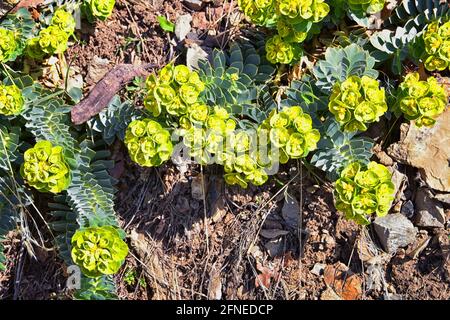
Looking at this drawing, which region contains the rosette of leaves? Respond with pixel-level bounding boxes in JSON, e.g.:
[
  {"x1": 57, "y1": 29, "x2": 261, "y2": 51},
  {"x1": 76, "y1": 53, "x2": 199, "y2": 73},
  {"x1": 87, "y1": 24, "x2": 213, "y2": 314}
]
[
  {"x1": 144, "y1": 64, "x2": 205, "y2": 118},
  {"x1": 238, "y1": 0, "x2": 329, "y2": 64},
  {"x1": 393, "y1": 72, "x2": 447, "y2": 127},
  {"x1": 20, "y1": 140, "x2": 72, "y2": 194},
  {"x1": 328, "y1": 75, "x2": 387, "y2": 132},
  {"x1": 417, "y1": 21, "x2": 450, "y2": 71},
  {"x1": 124, "y1": 119, "x2": 174, "y2": 167},
  {"x1": 313, "y1": 44, "x2": 379, "y2": 93},
  {"x1": 71, "y1": 226, "x2": 128, "y2": 278},
  {"x1": 311, "y1": 118, "x2": 374, "y2": 180},
  {"x1": 334, "y1": 161, "x2": 395, "y2": 225},
  {"x1": 197, "y1": 42, "x2": 275, "y2": 121},
  {"x1": 0, "y1": 83, "x2": 25, "y2": 116},
  {"x1": 385, "y1": 0, "x2": 450, "y2": 30},
  {"x1": 82, "y1": 0, "x2": 116, "y2": 22}
]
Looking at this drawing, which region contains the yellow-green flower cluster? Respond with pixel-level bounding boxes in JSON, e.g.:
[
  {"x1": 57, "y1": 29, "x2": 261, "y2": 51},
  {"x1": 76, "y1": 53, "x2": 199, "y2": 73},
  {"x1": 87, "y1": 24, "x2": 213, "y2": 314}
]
[
  {"x1": 334, "y1": 161, "x2": 395, "y2": 225},
  {"x1": 328, "y1": 75, "x2": 387, "y2": 132},
  {"x1": 395, "y1": 72, "x2": 447, "y2": 127},
  {"x1": 348, "y1": 0, "x2": 385, "y2": 14},
  {"x1": 144, "y1": 64, "x2": 205, "y2": 118},
  {"x1": 83, "y1": 0, "x2": 116, "y2": 22},
  {"x1": 125, "y1": 119, "x2": 174, "y2": 167},
  {"x1": 259, "y1": 106, "x2": 320, "y2": 163},
  {"x1": 26, "y1": 9, "x2": 75, "y2": 59},
  {"x1": 265, "y1": 35, "x2": 296, "y2": 65},
  {"x1": 180, "y1": 106, "x2": 269, "y2": 188},
  {"x1": 422, "y1": 21, "x2": 450, "y2": 71},
  {"x1": 0, "y1": 28, "x2": 17, "y2": 63},
  {"x1": 71, "y1": 226, "x2": 128, "y2": 278},
  {"x1": 0, "y1": 83, "x2": 24, "y2": 116},
  {"x1": 20, "y1": 141, "x2": 71, "y2": 194},
  {"x1": 238, "y1": 0, "x2": 330, "y2": 64}
]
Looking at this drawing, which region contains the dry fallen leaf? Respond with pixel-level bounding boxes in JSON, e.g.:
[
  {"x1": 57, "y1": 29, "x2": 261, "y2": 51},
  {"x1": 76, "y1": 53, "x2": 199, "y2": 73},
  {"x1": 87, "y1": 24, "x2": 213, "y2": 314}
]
[{"x1": 324, "y1": 263, "x2": 363, "y2": 300}]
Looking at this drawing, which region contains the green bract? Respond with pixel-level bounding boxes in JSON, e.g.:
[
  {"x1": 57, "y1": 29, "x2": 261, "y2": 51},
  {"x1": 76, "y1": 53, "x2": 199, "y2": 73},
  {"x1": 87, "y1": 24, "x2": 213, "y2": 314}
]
[
  {"x1": 51, "y1": 8, "x2": 76, "y2": 34},
  {"x1": 20, "y1": 140, "x2": 71, "y2": 194},
  {"x1": 334, "y1": 161, "x2": 394, "y2": 225},
  {"x1": 0, "y1": 83, "x2": 24, "y2": 116},
  {"x1": 421, "y1": 21, "x2": 450, "y2": 72},
  {"x1": 38, "y1": 25, "x2": 70, "y2": 55},
  {"x1": 144, "y1": 63, "x2": 205, "y2": 117},
  {"x1": 83, "y1": 0, "x2": 116, "y2": 22},
  {"x1": 328, "y1": 75, "x2": 387, "y2": 132},
  {"x1": 395, "y1": 72, "x2": 447, "y2": 127},
  {"x1": 125, "y1": 119, "x2": 174, "y2": 167},
  {"x1": 0, "y1": 28, "x2": 17, "y2": 63},
  {"x1": 238, "y1": 0, "x2": 329, "y2": 64},
  {"x1": 260, "y1": 106, "x2": 320, "y2": 163},
  {"x1": 71, "y1": 226, "x2": 128, "y2": 277},
  {"x1": 25, "y1": 9, "x2": 74, "y2": 59},
  {"x1": 348, "y1": 0, "x2": 386, "y2": 15}
]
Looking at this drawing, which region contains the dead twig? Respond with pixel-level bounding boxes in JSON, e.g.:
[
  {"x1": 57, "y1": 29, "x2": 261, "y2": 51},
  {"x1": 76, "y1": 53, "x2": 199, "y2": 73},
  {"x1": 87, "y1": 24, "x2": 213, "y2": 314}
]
[{"x1": 71, "y1": 63, "x2": 157, "y2": 125}]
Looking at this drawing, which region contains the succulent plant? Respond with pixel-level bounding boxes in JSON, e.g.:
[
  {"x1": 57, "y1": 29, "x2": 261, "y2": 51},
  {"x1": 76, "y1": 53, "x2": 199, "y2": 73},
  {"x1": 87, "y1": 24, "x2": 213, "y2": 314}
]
[
  {"x1": 394, "y1": 72, "x2": 447, "y2": 127},
  {"x1": 238, "y1": 0, "x2": 329, "y2": 64},
  {"x1": 50, "y1": 8, "x2": 76, "y2": 35},
  {"x1": 328, "y1": 75, "x2": 387, "y2": 132},
  {"x1": 0, "y1": 83, "x2": 24, "y2": 116},
  {"x1": 144, "y1": 64, "x2": 205, "y2": 118},
  {"x1": 334, "y1": 161, "x2": 395, "y2": 225},
  {"x1": 196, "y1": 41, "x2": 275, "y2": 119},
  {"x1": 421, "y1": 21, "x2": 450, "y2": 71},
  {"x1": 38, "y1": 25, "x2": 70, "y2": 55},
  {"x1": 82, "y1": 0, "x2": 116, "y2": 22},
  {"x1": 124, "y1": 119, "x2": 174, "y2": 167},
  {"x1": 260, "y1": 105, "x2": 321, "y2": 161},
  {"x1": 20, "y1": 140, "x2": 71, "y2": 194},
  {"x1": 71, "y1": 226, "x2": 128, "y2": 277},
  {"x1": 0, "y1": 28, "x2": 17, "y2": 63},
  {"x1": 265, "y1": 35, "x2": 300, "y2": 65}
]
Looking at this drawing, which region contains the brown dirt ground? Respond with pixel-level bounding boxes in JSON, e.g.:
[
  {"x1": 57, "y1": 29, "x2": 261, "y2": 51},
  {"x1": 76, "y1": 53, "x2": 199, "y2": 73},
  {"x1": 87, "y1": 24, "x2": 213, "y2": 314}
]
[{"x1": 0, "y1": 0, "x2": 448, "y2": 300}]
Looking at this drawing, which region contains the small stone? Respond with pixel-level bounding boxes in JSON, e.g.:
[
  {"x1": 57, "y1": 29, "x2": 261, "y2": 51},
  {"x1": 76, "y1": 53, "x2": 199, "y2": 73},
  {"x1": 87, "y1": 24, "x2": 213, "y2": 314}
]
[
  {"x1": 415, "y1": 188, "x2": 445, "y2": 228},
  {"x1": 373, "y1": 214, "x2": 417, "y2": 253},
  {"x1": 400, "y1": 200, "x2": 415, "y2": 219},
  {"x1": 186, "y1": 43, "x2": 209, "y2": 70},
  {"x1": 183, "y1": 0, "x2": 205, "y2": 11},
  {"x1": 175, "y1": 14, "x2": 192, "y2": 41},
  {"x1": 311, "y1": 263, "x2": 326, "y2": 276}
]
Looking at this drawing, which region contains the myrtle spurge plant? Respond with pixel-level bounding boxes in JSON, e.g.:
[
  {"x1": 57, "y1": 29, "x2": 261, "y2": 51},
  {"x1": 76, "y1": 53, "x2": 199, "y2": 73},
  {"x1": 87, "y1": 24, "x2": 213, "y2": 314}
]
[
  {"x1": 421, "y1": 21, "x2": 450, "y2": 71},
  {"x1": 334, "y1": 161, "x2": 395, "y2": 225},
  {"x1": 26, "y1": 8, "x2": 75, "y2": 59},
  {"x1": 20, "y1": 140, "x2": 71, "y2": 194},
  {"x1": 328, "y1": 75, "x2": 387, "y2": 132},
  {"x1": 124, "y1": 119, "x2": 174, "y2": 167},
  {"x1": 71, "y1": 226, "x2": 129, "y2": 278},
  {"x1": 238, "y1": 0, "x2": 330, "y2": 64},
  {"x1": 0, "y1": 83, "x2": 24, "y2": 116},
  {"x1": 144, "y1": 64, "x2": 205, "y2": 117},
  {"x1": 262, "y1": 106, "x2": 320, "y2": 159},
  {"x1": 82, "y1": 0, "x2": 116, "y2": 22},
  {"x1": 0, "y1": 28, "x2": 17, "y2": 63},
  {"x1": 394, "y1": 72, "x2": 448, "y2": 127}
]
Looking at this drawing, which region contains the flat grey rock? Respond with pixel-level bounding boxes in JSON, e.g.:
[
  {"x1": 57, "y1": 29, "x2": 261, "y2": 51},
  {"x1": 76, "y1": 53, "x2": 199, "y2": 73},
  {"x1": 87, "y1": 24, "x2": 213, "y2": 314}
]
[{"x1": 374, "y1": 214, "x2": 417, "y2": 253}]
